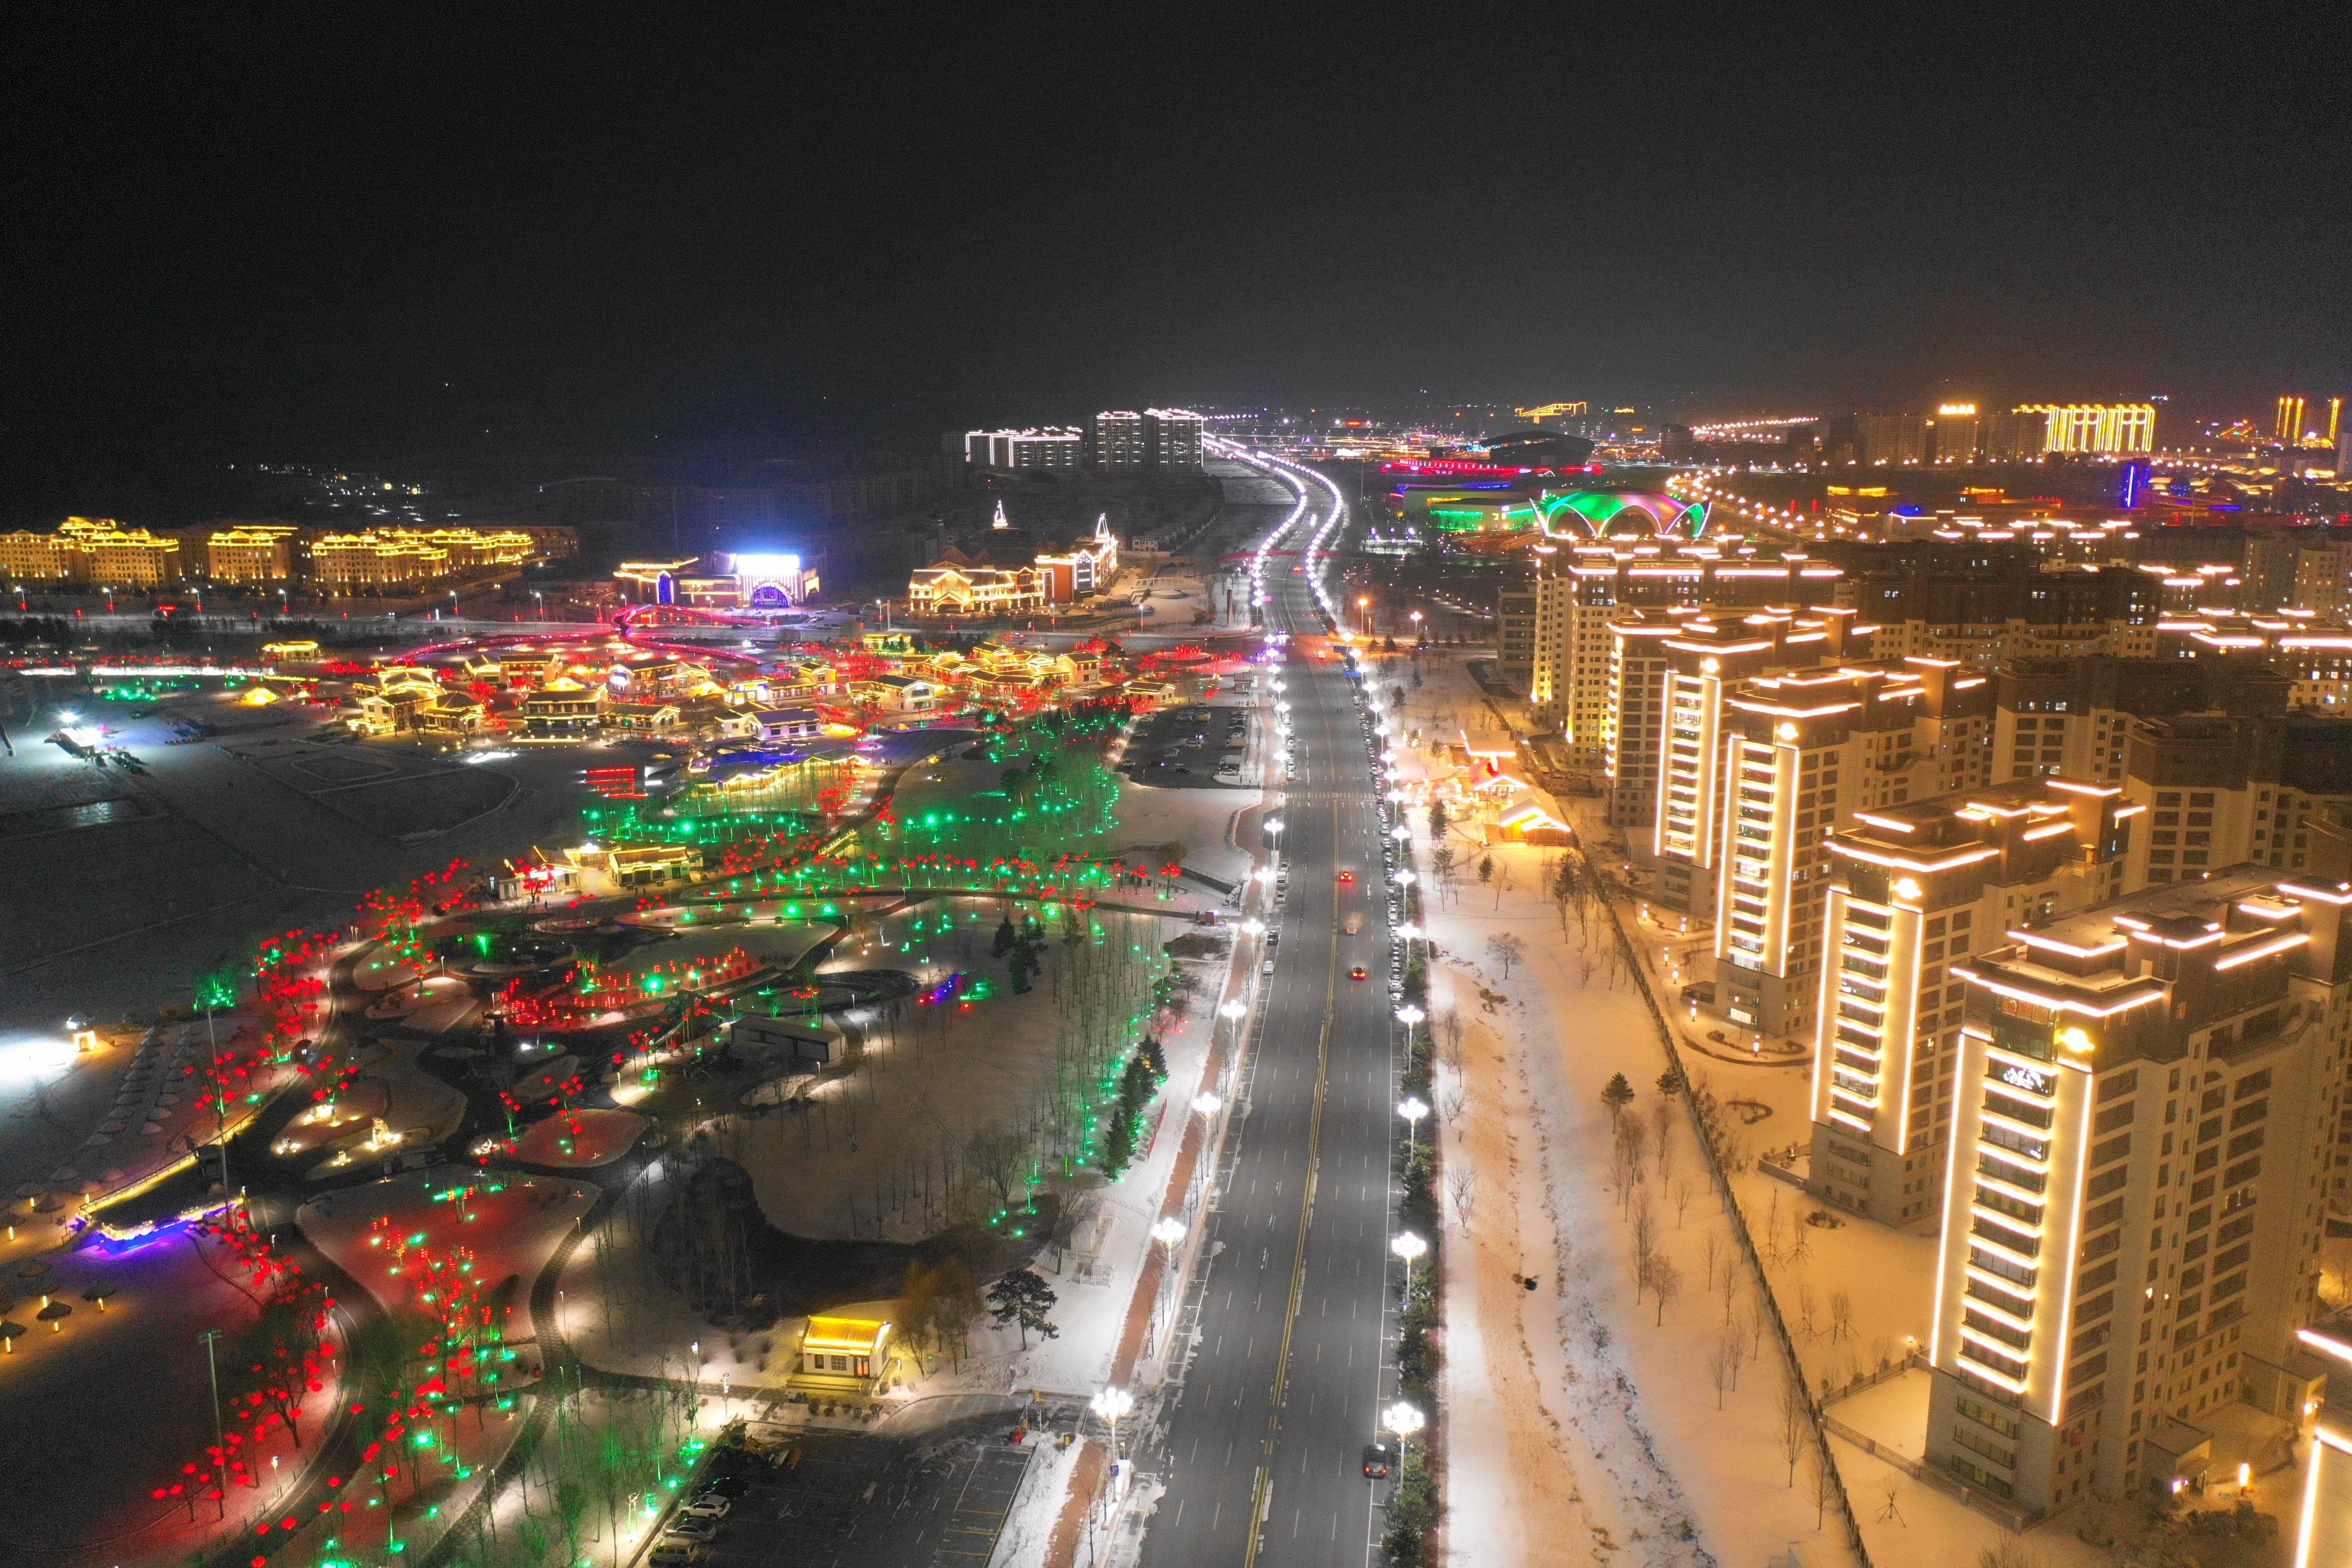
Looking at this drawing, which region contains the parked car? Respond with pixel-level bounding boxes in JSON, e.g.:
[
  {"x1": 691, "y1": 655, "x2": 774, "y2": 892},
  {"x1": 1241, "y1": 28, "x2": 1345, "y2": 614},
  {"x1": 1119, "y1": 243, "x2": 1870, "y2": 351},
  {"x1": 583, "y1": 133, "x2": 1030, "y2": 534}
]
[
  {"x1": 679, "y1": 1495, "x2": 730, "y2": 1519},
  {"x1": 1362, "y1": 1442, "x2": 1394, "y2": 1478}
]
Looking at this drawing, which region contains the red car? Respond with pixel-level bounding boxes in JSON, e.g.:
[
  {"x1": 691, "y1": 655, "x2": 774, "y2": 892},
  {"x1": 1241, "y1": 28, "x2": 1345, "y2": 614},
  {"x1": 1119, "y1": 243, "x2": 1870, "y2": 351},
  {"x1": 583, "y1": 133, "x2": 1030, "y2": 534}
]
[
  {"x1": 1338, "y1": 870, "x2": 1355, "y2": 883},
  {"x1": 1349, "y1": 965, "x2": 1369, "y2": 981}
]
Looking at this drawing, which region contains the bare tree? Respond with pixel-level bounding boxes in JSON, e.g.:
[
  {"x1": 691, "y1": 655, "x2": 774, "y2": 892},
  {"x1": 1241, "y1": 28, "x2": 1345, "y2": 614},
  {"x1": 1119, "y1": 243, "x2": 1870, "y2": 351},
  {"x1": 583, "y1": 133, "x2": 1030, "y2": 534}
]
[
  {"x1": 1778, "y1": 1376, "x2": 1808, "y2": 1487},
  {"x1": 1648, "y1": 1256, "x2": 1681, "y2": 1326},
  {"x1": 1703, "y1": 1228, "x2": 1723, "y2": 1294},
  {"x1": 1631, "y1": 1192, "x2": 1660, "y2": 1299},
  {"x1": 1484, "y1": 932, "x2": 1526, "y2": 978},
  {"x1": 1828, "y1": 1288, "x2": 1856, "y2": 1344},
  {"x1": 1648, "y1": 1097, "x2": 1674, "y2": 1181},
  {"x1": 1709, "y1": 1326, "x2": 1741, "y2": 1409},
  {"x1": 1795, "y1": 1280, "x2": 1821, "y2": 1341},
  {"x1": 1446, "y1": 1164, "x2": 1476, "y2": 1231},
  {"x1": 1439, "y1": 1085, "x2": 1468, "y2": 1127},
  {"x1": 1673, "y1": 1177, "x2": 1691, "y2": 1228},
  {"x1": 1876, "y1": 1473, "x2": 1905, "y2": 1525},
  {"x1": 1976, "y1": 1536, "x2": 2049, "y2": 1568},
  {"x1": 1810, "y1": 1442, "x2": 1838, "y2": 1531}
]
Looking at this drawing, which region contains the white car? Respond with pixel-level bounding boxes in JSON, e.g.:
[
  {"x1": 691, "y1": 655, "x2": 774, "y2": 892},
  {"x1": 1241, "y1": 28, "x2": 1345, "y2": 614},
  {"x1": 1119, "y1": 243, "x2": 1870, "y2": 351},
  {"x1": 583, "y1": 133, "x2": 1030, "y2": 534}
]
[{"x1": 680, "y1": 1495, "x2": 730, "y2": 1519}]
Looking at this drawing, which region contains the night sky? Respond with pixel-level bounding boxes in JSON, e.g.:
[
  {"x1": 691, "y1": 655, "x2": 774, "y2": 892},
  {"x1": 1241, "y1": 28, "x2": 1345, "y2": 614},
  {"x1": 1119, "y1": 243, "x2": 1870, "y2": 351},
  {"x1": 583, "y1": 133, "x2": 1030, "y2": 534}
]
[{"x1": 5, "y1": 13, "x2": 2344, "y2": 506}]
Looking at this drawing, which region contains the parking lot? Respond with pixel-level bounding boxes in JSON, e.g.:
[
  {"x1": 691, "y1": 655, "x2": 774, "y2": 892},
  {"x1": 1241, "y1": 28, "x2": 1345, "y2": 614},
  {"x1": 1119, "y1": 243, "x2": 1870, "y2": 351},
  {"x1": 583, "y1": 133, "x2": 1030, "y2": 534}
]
[
  {"x1": 674, "y1": 1411, "x2": 1047, "y2": 1568},
  {"x1": 1120, "y1": 702, "x2": 1252, "y2": 788}
]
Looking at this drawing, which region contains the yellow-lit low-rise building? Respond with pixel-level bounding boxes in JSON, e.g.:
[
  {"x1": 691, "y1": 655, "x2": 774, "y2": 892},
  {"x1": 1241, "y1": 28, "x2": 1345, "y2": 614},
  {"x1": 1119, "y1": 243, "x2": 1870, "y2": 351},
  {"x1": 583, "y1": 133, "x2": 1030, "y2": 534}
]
[
  {"x1": 205, "y1": 525, "x2": 300, "y2": 584},
  {"x1": 789, "y1": 1316, "x2": 910, "y2": 1399},
  {"x1": 0, "y1": 530, "x2": 75, "y2": 582},
  {"x1": 311, "y1": 532, "x2": 450, "y2": 591}
]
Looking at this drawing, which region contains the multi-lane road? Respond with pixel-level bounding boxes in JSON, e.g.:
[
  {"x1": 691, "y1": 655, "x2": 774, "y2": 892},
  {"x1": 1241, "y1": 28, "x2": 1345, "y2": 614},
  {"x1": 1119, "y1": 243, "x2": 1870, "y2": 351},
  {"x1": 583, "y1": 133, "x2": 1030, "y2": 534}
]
[{"x1": 1138, "y1": 452, "x2": 1407, "y2": 1566}]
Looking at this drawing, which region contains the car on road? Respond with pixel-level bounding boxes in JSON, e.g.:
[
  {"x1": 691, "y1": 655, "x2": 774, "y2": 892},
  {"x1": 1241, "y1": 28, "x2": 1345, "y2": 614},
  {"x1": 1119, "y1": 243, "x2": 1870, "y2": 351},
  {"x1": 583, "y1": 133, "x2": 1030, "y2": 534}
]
[
  {"x1": 1343, "y1": 912, "x2": 1363, "y2": 935},
  {"x1": 1348, "y1": 965, "x2": 1369, "y2": 980},
  {"x1": 1338, "y1": 870, "x2": 1354, "y2": 883},
  {"x1": 1362, "y1": 1442, "x2": 1394, "y2": 1478}
]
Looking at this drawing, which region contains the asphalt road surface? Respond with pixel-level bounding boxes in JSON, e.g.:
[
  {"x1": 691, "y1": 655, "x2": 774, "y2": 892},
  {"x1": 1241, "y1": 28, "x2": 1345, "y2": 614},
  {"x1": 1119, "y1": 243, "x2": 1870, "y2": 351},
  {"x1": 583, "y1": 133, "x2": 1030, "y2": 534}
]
[{"x1": 1138, "y1": 457, "x2": 1403, "y2": 1567}]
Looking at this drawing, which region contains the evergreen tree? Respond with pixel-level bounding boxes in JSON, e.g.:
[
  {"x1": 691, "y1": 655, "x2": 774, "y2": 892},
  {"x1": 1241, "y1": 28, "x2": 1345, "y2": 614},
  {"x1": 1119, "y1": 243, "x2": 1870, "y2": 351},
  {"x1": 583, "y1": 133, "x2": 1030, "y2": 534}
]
[
  {"x1": 1602, "y1": 1072, "x2": 1635, "y2": 1123},
  {"x1": 992, "y1": 916, "x2": 1018, "y2": 959},
  {"x1": 985, "y1": 1268, "x2": 1060, "y2": 1347}
]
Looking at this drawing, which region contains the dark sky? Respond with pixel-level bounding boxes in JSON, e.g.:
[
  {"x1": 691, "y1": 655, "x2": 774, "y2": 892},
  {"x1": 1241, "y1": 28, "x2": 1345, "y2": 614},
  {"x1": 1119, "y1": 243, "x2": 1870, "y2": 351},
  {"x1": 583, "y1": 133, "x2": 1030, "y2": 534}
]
[{"x1": 5, "y1": 11, "x2": 2344, "y2": 504}]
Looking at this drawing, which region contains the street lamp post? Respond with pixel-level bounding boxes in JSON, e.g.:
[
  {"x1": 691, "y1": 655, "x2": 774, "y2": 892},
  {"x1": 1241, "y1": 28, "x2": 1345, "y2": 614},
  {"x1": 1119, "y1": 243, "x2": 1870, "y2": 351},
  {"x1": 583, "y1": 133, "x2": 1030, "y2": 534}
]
[
  {"x1": 197, "y1": 1328, "x2": 225, "y2": 1450},
  {"x1": 1090, "y1": 1385, "x2": 1135, "y2": 1466},
  {"x1": 1383, "y1": 1400, "x2": 1427, "y2": 1469},
  {"x1": 1398, "y1": 1094, "x2": 1429, "y2": 1153},
  {"x1": 1390, "y1": 1230, "x2": 1427, "y2": 1302}
]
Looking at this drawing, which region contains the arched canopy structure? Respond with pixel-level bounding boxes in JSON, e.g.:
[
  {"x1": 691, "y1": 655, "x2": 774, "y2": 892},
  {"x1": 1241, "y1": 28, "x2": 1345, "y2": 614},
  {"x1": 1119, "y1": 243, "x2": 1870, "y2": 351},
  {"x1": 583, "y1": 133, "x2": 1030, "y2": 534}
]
[{"x1": 1535, "y1": 489, "x2": 1709, "y2": 539}]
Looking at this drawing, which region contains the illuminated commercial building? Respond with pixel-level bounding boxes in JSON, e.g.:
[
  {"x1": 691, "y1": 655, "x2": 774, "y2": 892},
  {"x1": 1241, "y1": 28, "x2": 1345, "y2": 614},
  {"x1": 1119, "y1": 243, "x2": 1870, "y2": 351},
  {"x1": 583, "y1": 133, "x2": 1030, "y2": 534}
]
[
  {"x1": 1810, "y1": 778, "x2": 2139, "y2": 1227},
  {"x1": 614, "y1": 552, "x2": 821, "y2": 609},
  {"x1": 1032, "y1": 514, "x2": 1120, "y2": 600},
  {"x1": 515, "y1": 676, "x2": 607, "y2": 742},
  {"x1": 962, "y1": 427, "x2": 1084, "y2": 471},
  {"x1": 2015, "y1": 404, "x2": 2157, "y2": 456},
  {"x1": 203, "y1": 525, "x2": 299, "y2": 584},
  {"x1": 907, "y1": 558, "x2": 1049, "y2": 616},
  {"x1": 1923, "y1": 869, "x2": 2348, "y2": 1512},
  {"x1": 1090, "y1": 410, "x2": 1146, "y2": 473}
]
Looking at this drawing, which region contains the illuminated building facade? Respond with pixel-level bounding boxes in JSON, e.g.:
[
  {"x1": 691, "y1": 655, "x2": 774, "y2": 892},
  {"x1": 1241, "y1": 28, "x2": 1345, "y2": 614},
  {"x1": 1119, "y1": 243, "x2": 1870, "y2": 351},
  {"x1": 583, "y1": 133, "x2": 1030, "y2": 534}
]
[
  {"x1": 2156, "y1": 612, "x2": 2352, "y2": 710},
  {"x1": 1090, "y1": 410, "x2": 1146, "y2": 472},
  {"x1": 2120, "y1": 714, "x2": 2352, "y2": 890},
  {"x1": 612, "y1": 551, "x2": 819, "y2": 609},
  {"x1": 1632, "y1": 607, "x2": 1877, "y2": 900},
  {"x1": 2289, "y1": 541, "x2": 2352, "y2": 622},
  {"x1": 1033, "y1": 514, "x2": 1119, "y2": 600},
  {"x1": 1810, "y1": 778, "x2": 2139, "y2": 1228},
  {"x1": 1830, "y1": 548, "x2": 2162, "y2": 666},
  {"x1": 1531, "y1": 548, "x2": 1846, "y2": 778},
  {"x1": 311, "y1": 531, "x2": 448, "y2": 589},
  {"x1": 56, "y1": 517, "x2": 183, "y2": 586},
  {"x1": 0, "y1": 530, "x2": 74, "y2": 581},
  {"x1": 907, "y1": 560, "x2": 1048, "y2": 616},
  {"x1": 1143, "y1": 408, "x2": 1205, "y2": 470},
  {"x1": 1700, "y1": 658, "x2": 1996, "y2": 1043},
  {"x1": 516, "y1": 677, "x2": 606, "y2": 741},
  {"x1": 2015, "y1": 404, "x2": 2157, "y2": 456},
  {"x1": 204, "y1": 525, "x2": 298, "y2": 583},
  {"x1": 963, "y1": 427, "x2": 1084, "y2": 470},
  {"x1": 1925, "y1": 870, "x2": 2348, "y2": 1512}
]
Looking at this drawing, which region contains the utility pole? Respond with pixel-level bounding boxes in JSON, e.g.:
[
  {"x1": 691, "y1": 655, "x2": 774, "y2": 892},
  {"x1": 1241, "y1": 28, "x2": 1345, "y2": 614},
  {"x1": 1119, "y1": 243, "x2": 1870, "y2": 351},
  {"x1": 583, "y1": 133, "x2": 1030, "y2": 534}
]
[{"x1": 197, "y1": 1328, "x2": 225, "y2": 1450}]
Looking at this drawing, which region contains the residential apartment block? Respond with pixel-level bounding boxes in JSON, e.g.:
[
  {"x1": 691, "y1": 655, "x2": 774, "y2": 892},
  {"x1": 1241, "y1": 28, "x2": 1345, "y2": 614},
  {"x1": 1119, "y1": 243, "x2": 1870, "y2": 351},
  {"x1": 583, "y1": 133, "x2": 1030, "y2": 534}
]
[
  {"x1": 1529, "y1": 547, "x2": 1844, "y2": 779},
  {"x1": 1810, "y1": 778, "x2": 2140, "y2": 1228},
  {"x1": 1924, "y1": 870, "x2": 2347, "y2": 1514}
]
